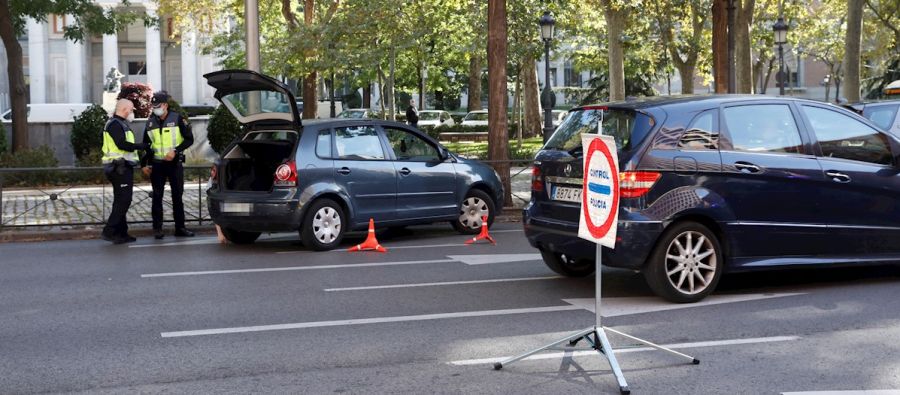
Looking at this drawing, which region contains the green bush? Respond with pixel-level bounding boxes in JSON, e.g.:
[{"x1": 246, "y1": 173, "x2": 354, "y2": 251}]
[
  {"x1": 207, "y1": 105, "x2": 243, "y2": 154},
  {"x1": 0, "y1": 121, "x2": 8, "y2": 154},
  {"x1": 0, "y1": 146, "x2": 60, "y2": 186},
  {"x1": 71, "y1": 104, "x2": 109, "y2": 163}
]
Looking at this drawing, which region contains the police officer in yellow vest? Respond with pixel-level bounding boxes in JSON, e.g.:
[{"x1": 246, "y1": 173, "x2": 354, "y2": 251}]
[
  {"x1": 140, "y1": 92, "x2": 195, "y2": 239},
  {"x1": 101, "y1": 99, "x2": 150, "y2": 244}
]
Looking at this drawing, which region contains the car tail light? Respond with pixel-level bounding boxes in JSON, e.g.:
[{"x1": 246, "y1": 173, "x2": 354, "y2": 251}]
[
  {"x1": 619, "y1": 171, "x2": 660, "y2": 198},
  {"x1": 210, "y1": 164, "x2": 218, "y2": 182},
  {"x1": 274, "y1": 161, "x2": 297, "y2": 187},
  {"x1": 531, "y1": 165, "x2": 543, "y2": 192}
]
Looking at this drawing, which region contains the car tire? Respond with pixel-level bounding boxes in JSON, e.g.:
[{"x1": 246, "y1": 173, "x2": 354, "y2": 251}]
[
  {"x1": 221, "y1": 227, "x2": 261, "y2": 244},
  {"x1": 452, "y1": 189, "x2": 496, "y2": 235},
  {"x1": 643, "y1": 221, "x2": 723, "y2": 303},
  {"x1": 540, "y1": 249, "x2": 596, "y2": 277},
  {"x1": 300, "y1": 198, "x2": 346, "y2": 251}
]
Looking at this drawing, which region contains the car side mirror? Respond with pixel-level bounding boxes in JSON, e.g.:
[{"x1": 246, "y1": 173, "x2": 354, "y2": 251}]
[{"x1": 438, "y1": 147, "x2": 450, "y2": 161}]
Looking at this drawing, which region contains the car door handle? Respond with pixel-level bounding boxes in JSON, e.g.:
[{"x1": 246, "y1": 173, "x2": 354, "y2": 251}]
[
  {"x1": 337, "y1": 167, "x2": 351, "y2": 175},
  {"x1": 825, "y1": 170, "x2": 851, "y2": 183},
  {"x1": 734, "y1": 161, "x2": 761, "y2": 173},
  {"x1": 399, "y1": 167, "x2": 411, "y2": 176}
]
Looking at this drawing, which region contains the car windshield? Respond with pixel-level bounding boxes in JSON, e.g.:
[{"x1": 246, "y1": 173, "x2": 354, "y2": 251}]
[
  {"x1": 419, "y1": 112, "x2": 441, "y2": 120},
  {"x1": 338, "y1": 110, "x2": 367, "y2": 119},
  {"x1": 465, "y1": 112, "x2": 488, "y2": 121},
  {"x1": 544, "y1": 108, "x2": 654, "y2": 153},
  {"x1": 221, "y1": 90, "x2": 293, "y2": 120}
]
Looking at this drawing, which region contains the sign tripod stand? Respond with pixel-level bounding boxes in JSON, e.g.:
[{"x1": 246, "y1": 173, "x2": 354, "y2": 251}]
[{"x1": 493, "y1": 134, "x2": 699, "y2": 395}]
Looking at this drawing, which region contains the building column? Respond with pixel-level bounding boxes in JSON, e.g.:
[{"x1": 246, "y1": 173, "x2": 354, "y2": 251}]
[
  {"x1": 27, "y1": 18, "x2": 48, "y2": 104},
  {"x1": 145, "y1": 6, "x2": 163, "y2": 91},
  {"x1": 181, "y1": 30, "x2": 198, "y2": 104},
  {"x1": 65, "y1": 15, "x2": 85, "y2": 103},
  {"x1": 102, "y1": 31, "x2": 119, "y2": 79}
]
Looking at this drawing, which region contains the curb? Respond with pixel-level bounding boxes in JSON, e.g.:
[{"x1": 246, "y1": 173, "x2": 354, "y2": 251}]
[
  {"x1": 0, "y1": 208, "x2": 523, "y2": 243},
  {"x1": 0, "y1": 225, "x2": 218, "y2": 243}
]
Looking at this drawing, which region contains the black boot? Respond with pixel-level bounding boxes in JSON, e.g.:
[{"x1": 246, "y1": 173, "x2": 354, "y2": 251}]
[
  {"x1": 174, "y1": 228, "x2": 195, "y2": 237},
  {"x1": 154, "y1": 229, "x2": 165, "y2": 240}
]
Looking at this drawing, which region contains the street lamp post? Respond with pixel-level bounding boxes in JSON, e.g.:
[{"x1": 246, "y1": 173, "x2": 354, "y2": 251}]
[
  {"x1": 540, "y1": 11, "x2": 555, "y2": 143},
  {"x1": 773, "y1": 17, "x2": 789, "y2": 96}
]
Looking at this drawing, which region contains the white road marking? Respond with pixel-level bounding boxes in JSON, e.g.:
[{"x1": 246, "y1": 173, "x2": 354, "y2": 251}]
[
  {"x1": 782, "y1": 391, "x2": 900, "y2": 395},
  {"x1": 448, "y1": 253, "x2": 543, "y2": 265},
  {"x1": 130, "y1": 238, "x2": 221, "y2": 248},
  {"x1": 160, "y1": 305, "x2": 585, "y2": 338},
  {"x1": 130, "y1": 235, "x2": 297, "y2": 249},
  {"x1": 448, "y1": 335, "x2": 801, "y2": 366},
  {"x1": 324, "y1": 276, "x2": 564, "y2": 292},
  {"x1": 563, "y1": 292, "x2": 805, "y2": 316},
  {"x1": 144, "y1": 253, "x2": 544, "y2": 278},
  {"x1": 141, "y1": 258, "x2": 457, "y2": 278},
  {"x1": 161, "y1": 292, "x2": 802, "y2": 338}
]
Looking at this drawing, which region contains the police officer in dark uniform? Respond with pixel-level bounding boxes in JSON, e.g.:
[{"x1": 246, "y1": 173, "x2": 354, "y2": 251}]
[
  {"x1": 140, "y1": 92, "x2": 195, "y2": 239},
  {"x1": 101, "y1": 99, "x2": 150, "y2": 244}
]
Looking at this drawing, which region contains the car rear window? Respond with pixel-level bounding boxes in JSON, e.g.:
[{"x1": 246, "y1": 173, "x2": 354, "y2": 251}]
[
  {"x1": 544, "y1": 108, "x2": 654, "y2": 153},
  {"x1": 863, "y1": 104, "x2": 899, "y2": 131}
]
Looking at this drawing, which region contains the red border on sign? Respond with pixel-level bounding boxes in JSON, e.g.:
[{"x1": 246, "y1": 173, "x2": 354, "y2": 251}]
[{"x1": 581, "y1": 138, "x2": 619, "y2": 240}]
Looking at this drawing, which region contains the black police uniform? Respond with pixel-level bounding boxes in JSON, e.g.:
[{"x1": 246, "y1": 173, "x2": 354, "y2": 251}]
[
  {"x1": 102, "y1": 115, "x2": 148, "y2": 243},
  {"x1": 141, "y1": 109, "x2": 194, "y2": 237}
]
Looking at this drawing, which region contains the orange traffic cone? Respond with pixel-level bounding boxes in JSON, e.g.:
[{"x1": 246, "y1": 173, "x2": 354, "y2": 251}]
[
  {"x1": 465, "y1": 216, "x2": 496, "y2": 245},
  {"x1": 348, "y1": 218, "x2": 387, "y2": 252}
]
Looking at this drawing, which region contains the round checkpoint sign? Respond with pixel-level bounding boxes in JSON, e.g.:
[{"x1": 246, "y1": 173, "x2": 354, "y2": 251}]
[{"x1": 581, "y1": 136, "x2": 619, "y2": 241}]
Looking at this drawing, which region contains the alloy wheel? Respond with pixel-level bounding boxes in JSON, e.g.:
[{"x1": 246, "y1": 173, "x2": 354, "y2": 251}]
[{"x1": 664, "y1": 230, "x2": 717, "y2": 295}]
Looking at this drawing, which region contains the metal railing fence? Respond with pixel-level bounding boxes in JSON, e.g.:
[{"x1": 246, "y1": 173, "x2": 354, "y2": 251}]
[{"x1": 0, "y1": 160, "x2": 534, "y2": 231}]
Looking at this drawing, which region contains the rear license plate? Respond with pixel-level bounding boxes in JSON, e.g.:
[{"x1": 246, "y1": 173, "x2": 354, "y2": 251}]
[
  {"x1": 551, "y1": 186, "x2": 582, "y2": 203},
  {"x1": 222, "y1": 202, "x2": 252, "y2": 213}
]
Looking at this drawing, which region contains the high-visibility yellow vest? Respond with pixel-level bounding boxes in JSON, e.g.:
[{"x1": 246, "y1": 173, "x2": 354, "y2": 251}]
[
  {"x1": 147, "y1": 112, "x2": 184, "y2": 160},
  {"x1": 101, "y1": 118, "x2": 138, "y2": 164}
]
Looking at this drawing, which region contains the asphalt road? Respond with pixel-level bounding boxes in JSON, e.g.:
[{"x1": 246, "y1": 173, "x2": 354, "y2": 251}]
[{"x1": 2, "y1": 223, "x2": 900, "y2": 394}]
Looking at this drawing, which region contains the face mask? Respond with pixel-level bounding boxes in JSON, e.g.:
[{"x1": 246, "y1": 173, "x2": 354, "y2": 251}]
[
  {"x1": 126, "y1": 112, "x2": 135, "y2": 122},
  {"x1": 152, "y1": 107, "x2": 165, "y2": 117}
]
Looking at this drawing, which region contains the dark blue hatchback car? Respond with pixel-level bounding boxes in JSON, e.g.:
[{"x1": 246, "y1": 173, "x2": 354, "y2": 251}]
[{"x1": 525, "y1": 95, "x2": 900, "y2": 302}]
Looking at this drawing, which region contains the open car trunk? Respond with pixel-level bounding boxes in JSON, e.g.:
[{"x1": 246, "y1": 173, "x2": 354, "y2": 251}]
[{"x1": 222, "y1": 132, "x2": 297, "y2": 192}]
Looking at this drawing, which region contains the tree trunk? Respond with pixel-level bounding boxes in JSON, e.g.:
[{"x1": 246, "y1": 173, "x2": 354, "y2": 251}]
[
  {"x1": 0, "y1": 0, "x2": 28, "y2": 152},
  {"x1": 522, "y1": 58, "x2": 542, "y2": 138},
  {"x1": 467, "y1": 55, "x2": 482, "y2": 111},
  {"x1": 734, "y1": 0, "x2": 755, "y2": 93},
  {"x1": 603, "y1": 0, "x2": 627, "y2": 101},
  {"x1": 363, "y1": 83, "x2": 371, "y2": 108},
  {"x1": 843, "y1": 0, "x2": 864, "y2": 102},
  {"x1": 677, "y1": 64, "x2": 696, "y2": 94},
  {"x1": 487, "y1": 0, "x2": 511, "y2": 206},
  {"x1": 762, "y1": 57, "x2": 776, "y2": 94},
  {"x1": 377, "y1": 66, "x2": 386, "y2": 118},
  {"x1": 513, "y1": 68, "x2": 522, "y2": 149},
  {"x1": 712, "y1": 0, "x2": 729, "y2": 93},
  {"x1": 418, "y1": 61, "x2": 425, "y2": 110},
  {"x1": 302, "y1": 0, "x2": 317, "y2": 119},
  {"x1": 388, "y1": 48, "x2": 396, "y2": 120}
]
